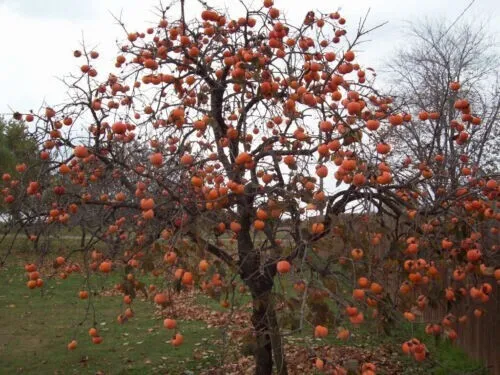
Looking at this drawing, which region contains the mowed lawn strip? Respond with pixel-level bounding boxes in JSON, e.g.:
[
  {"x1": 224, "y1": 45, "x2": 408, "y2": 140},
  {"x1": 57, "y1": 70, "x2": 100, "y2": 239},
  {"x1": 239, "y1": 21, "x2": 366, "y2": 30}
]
[{"x1": 0, "y1": 263, "x2": 222, "y2": 375}]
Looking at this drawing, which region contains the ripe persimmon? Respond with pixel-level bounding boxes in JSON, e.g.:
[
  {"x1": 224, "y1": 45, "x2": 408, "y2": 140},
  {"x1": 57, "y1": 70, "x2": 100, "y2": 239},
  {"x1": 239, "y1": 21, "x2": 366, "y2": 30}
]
[
  {"x1": 99, "y1": 261, "x2": 112, "y2": 273},
  {"x1": 27, "y1": 280, "x2": 37, "y2": 289},
  {"x1": 112, "y1": 121, "x2": 127, "y2": 134},
  {"x1": 181, "y1": 271, "x2": 193, "y2": 285},
  {"x1": 79, "y1": 291, "x2": 89, "y2": 299},
  {"x1": 67, "y1": 340, "x2": 77, "y2": 350},
  {"x1": 311, "y1": 222, "x2": 324, "y2": 234},
  {"x1": 198, "y1": 260, "x2": 209, "y2": 272},
  {"x1": 314, "y1": 325, "x2": 328, "y2": 338},
  {"x1": 89, "y1": 328, "x2": 98, "y2": 337},
  {"x1": 171, "y1": 333, "x2": 184, "y2": 346},
  {"x1": 74, "y1": 146, "x2": 89, "y2": 158},
  {"x1": 92, "y1": 336, "x2": 103, "y2": 344},
  {"x1": 344, "y1": 50, "x2": 355, "y2": 61},
  {"x1": 154, "y1": 293, "x2": 169, "y2": 305},
  {"x1": 276, "y1": 260, "x2": 291, "y2": 274},
  {"x1": 180, "y1": 154, "x2": 194, "y2": 165},
  {"x1": 337, "y1": 328, "x2": 350, "y2": 340},
  {"x1": 164, "y1": 251, "x2": 177, "y2": 265},
  {"x1": 254, "y1": 219, "x2": 265, "y2": 230},
  {"x1": 140, "y1": 198, "x2": 155, "y2": 210},
  {"x1": 351, "y1": 248, "x2": 364, "y2": 260},
  {"x1": 164, "y1": 318, "x2": 177, "y2": 329}
]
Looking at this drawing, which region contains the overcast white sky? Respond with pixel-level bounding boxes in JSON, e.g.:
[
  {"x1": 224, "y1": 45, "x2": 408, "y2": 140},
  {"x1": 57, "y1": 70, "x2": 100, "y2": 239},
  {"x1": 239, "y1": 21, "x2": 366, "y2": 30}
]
[{"x1": 0, "y1": 0, "x2": 498, "y2": 115}]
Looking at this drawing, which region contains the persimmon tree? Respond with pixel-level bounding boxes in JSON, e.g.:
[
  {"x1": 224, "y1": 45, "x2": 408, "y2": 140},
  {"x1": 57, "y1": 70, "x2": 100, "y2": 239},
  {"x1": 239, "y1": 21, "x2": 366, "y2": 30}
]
[{"x1": 1, "y1": 1, "x2": 499, "y2": 374}]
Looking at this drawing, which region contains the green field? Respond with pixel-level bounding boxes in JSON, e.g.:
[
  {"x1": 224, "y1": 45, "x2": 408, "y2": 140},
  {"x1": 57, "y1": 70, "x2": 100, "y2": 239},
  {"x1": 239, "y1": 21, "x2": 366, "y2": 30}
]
[
  {"x1": 0, "y1": 263, "x2": 224, "y2": 374},
  {"x1": 0, "y1": 249, "x2": 488, "y2": 375}
]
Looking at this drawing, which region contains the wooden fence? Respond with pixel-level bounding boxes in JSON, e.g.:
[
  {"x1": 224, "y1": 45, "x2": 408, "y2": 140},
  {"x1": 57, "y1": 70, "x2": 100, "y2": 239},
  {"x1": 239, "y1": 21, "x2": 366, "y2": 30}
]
[
  {"x1": 423, "y1": 277, "x2": 500, "y2": 375},
  {"x1": 379, "y1": 267, "x2": 500, "y2": 374}
]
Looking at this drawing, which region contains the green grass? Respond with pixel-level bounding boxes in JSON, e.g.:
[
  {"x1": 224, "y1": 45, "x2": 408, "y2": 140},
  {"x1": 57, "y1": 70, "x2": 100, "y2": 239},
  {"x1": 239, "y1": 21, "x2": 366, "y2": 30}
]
[
  {"x1": 0, "y1": 248, "x2": 488, "y2": 375},
  {"x1": 429, "y1": 341, "x2": 488, "y2": 375},
  {"x1": 0, "y1": 264, "x2": 223, "y2": 375}
]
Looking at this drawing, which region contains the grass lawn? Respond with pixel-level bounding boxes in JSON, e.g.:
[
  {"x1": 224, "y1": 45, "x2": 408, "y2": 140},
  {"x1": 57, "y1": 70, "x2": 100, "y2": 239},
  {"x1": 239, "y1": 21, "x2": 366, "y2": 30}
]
[
  {"x1": 0, "y1": 263, "x2": 223, "y2": 375},
  {"x1": 0, "y1": 251, "x2": 488, "y2": 374}
]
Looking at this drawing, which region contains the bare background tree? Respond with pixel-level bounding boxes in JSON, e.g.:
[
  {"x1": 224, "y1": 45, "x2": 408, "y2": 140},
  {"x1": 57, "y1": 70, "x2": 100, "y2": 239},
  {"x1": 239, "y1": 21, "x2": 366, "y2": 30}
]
[{"x1": 385, "y1": 18, "x2": 500, "y2": 199}]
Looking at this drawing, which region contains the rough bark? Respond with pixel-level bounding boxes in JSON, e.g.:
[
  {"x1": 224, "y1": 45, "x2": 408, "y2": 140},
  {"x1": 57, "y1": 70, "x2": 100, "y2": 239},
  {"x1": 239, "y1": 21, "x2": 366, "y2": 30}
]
[
  {"x1": 237, "y1": 189, "x2": 287, "y2": 375},
  {"x1": 267, "y1": 297, "x2": 287, "y2": 375},
  {"x1": 251, "y1": 290, "x2": 274, "y2": 375},
  {"x1": 249, "y1": 283, "x2": 288, "y2": 375}
]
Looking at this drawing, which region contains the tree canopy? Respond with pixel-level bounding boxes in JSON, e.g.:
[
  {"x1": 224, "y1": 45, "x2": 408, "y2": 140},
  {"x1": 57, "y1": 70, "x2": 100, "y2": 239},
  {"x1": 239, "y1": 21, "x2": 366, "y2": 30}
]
[{"x1": 1, "y1": 1, "x2": 498, "y2": 374}]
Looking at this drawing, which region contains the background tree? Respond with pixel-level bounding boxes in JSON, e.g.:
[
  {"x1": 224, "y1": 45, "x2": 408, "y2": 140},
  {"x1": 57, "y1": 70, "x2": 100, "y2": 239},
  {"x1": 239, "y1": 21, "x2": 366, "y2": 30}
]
[
  {"x1": 0, "y1": 115, "x2": 39, "y2": 218},
  {"x1": 1, "y1": 1, "x2": 499, "y2": 374},
  {"x1": 0, "y1": 116, "x2": 37, "y2": 173},
  {"x1": 385, "y1": 19, "x2": 500, "y2": 200}
]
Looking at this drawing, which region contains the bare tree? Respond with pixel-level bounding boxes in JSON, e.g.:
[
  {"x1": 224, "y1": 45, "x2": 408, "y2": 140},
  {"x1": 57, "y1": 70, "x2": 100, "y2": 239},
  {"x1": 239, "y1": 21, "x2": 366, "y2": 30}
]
[{"x1": 385, "y1": 19, "x2": 500, "y2": 199}]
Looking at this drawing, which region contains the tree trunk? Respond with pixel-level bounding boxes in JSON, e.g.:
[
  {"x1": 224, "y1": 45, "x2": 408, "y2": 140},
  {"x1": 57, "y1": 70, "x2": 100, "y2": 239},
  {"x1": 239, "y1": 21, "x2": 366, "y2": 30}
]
[
  {"x1": 252, "y1": 290, "x2": 273, "y2": 375},
  {"x1": 267, "y1": 298, "x2": 287, "y2": 375},
  {"x1": 250, "y1": 289, "x2": 288, "y2": 375},
  {"x1": 237, "y1": 191, "x2": 287, "y2": 375}
]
